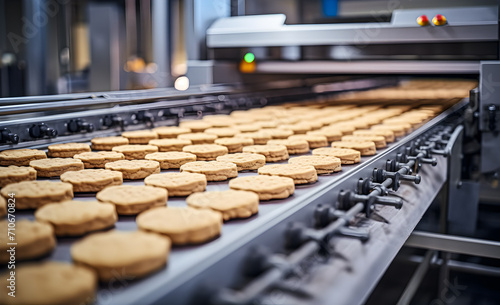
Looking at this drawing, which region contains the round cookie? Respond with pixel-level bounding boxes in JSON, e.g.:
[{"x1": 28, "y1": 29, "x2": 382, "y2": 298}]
[
  {"x1": 153, "y1": 126, "x2": 191, "y2": 139},
  {"x1": 278, "y1": 123, "x2": 312, "y2": 134},
  {"x1": 229, "y1": 175, "x2": 295, "y2": 200},
  {"x1": 112, "y1": 144, "x2": 159, "y2": 160},
  {"x1": 29, "y1": 158, "x2": 84, "y2": 177},
  {"x1": 214, "y1": 137, "x2": 254, "y2": 153},
  {"x1": 307, "y1": 129, "x2": 343, "y2": 142},
  {"x1": 235, "y1": 131, "x2": 271, "y2": 145},
  {"x1": 255, "y1": 120, "x2": 279, "y2": 129},
  {"x1": 371, "y1": 124, "x2": 406, "y2": 137},
  {"x1": 35, "y1": 200, "x2": 117, "y2": 236},
  {"x1": 145, "y1": 172, "x2": 207, "y2": 196},
  {"x1": 242, "y1": 144, "x2": 289, "y2": 162},
  {"x1": 60, "y1": 169, "x2": 123, "y2": 192},
  {"x1": 71, "y1": 230, "x2": 170, "y2": 281},
  {"x1": 105, "y1": 160, "x2": 160, "y2": 180},
  {"x1": 342, "y1": 135, "x2": 387, "y2": 149},
  {"x1": 288, "y1": 135, "x2": 328, "y2": 148},
  {"x1": 233, "y1": 124, "x2": 260, "y2": 133},
  {"x1": 121, "y1": 130, "x2": 158, "y2": 144},
  {"x1": 178, "y1": 133, "x2": 218, "y2": 144},
  {"x1": 136, "y1": 206, "x2": 222, "y2": 245},
  {"x1": 265, "y1": 128, "x2": 294, "y2": 139},
  {"x1": 91, "y1": 136, "x2": 129, "y2": 150},
  {"x1": 180, "y1": 161, "x2": 237, "y2": 181},
  {"x1": 148, "y1": 138, "x2": 192, "y2": 152},
  {"x1": 179, "y1": 120, "x2": 212, "y2": 132},
  {"x1": 324, "y1": 124, "x2": 355, "y2": 135},
  {"x1": 48, "y1": 143, "x2": 91, "y2": 158},
  {"x1": 289, "y1": 155, "x2": 342, "y2": 174},
  {"x1": 0, "y1": 196, "x2": 5, "y2": 217},
  {"x1": 216, "y1": 153, "x2": 266, "y2": 171},
  {"x1": 187, "y1": 190, "x2": 259, "y2": 221},
  {"x1": 267, "y1": 139, "x2": 310, "y2": 155},
  {"x1": 73, "y1": 151, "x2": 125, "y2": 168},
  {"x1": 202, "y1": 115, "x2": 237, "y2": 127},
  {"x1": 0, "y1": 149, "x2": 47, "y2": 166},
  {"x1": 353, "y1": 129, "x2": 395, "y2": 143},
  {"x1": 0, "y1": 219, "x2": 56, "y2": 263},
  {"x1": 258, "y1": 164, "x2": 317, "y2": 184},
  {"x1": 145, "y1": 152, "x2": 196, "y2": 169},
  {"x1": 97, "y1": 185, "x2": 167, "y2": 215},
  {"x1": 331, "y1": 140, "x2": 376, "y2": 156},
  {"x1": 0, "y1": 166, "x2": 37, "y2": 187},
  {"x1": 204, "y1": 127, "x2": 240, "y2": 138},
  {"x1": 0, "y1": 181, "x2": 73, "y2": 209},
  {"x1": 0, "y1": 262, "x2": 97, "y2": 305},
  {"x1": 182, "y1": 144, "x2": 228, "y2": 161},
  {"x1": 312, "y1": 147, "x2": 361, "y2": 164}
]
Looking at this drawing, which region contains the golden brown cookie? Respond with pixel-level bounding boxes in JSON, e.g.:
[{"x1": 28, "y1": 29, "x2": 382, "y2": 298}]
[
  {"x1": 0, "y1": 219, "x2": 56, "y2": 263},
  {"x1": 29, "y1": 158, "x2": 84, "y2": 177},
  {"x1": 60, "y1": 169, "x2": 122, "y2": 192},
  {"x1": 288, "y1": 134, "x2": 328, "y2": 149},
  {"x1": 202, "y1": 115, "x2": 238, "y2": 127},
  {"x1": 214, "y1": 137, "x2": 254, "y2": 153},
  {"x1": 278, "y1": 123, "x2": 312, "y2": 134},
  {"x1": 229, "y1": 175, "x2": 295, "y2": 200},
  {"x1": 0, "y1": 166, "x2": 37, "y2": 187},
  {"x1": 153, "y1": 126, "x2": 191, "y2": 139},
  {"x1": 178, "y1": 133, "x2": 218, "y2": 144},
  {"x1": 179, "y1": 120, "x2": 212, "y2": 132},
  {"x1": 342, "y1": 135, "x2": 387, "y2": 149},
  {"x1": 323, "y1": 124, "x2": 355, "y2": 135},
  {"x1": 216, "y1": 153, "x2": 266, "y2": 171},
  {"x1": 91, "y1": 136, "x2": 129, "y2": 150},
  {"x1": 331, "y1": 140, "x2": 376, "y2": 156},
  {"x1": 0, "y1": 149, "x2": 47, "y2": 166},
  {"x1": 0, "y1": 196, "x2": 5, "y2": 217},
  {"x1": 35, "y1": 200, "x2": 117, "y2": 236},
  {"x1": 254, "y1": 120, "x2": 279, "y2": 129},
  {"x1": 0, "y1": 262, "x2": 97, "y2": 305},
  {"x1": 73, "y1": 151, "x2": 125, "y2": 168},
  {"x1": 242, "y1": 144, "x2": 289, "y2": 162},
  {"x1": 382, "y1": 118, "x2": 415, "y2": 130},
  {"x1": 204, "y1": 127, "x2": 240, "y2": 138},
  {"x1": 258, "y1": 164, "x2": 317, "y2": 184},
  {"x1": 353, "y1": 129, "x2": 395, "y2": 143},
  {"x1": 48, "y1": 143, "x2": 91, "y2": 158},
  {"x1": 97, "y1": 185, "x2": 167, "y2": 215},
  {"x1": 371, "y1": 124, "x2": 406, "y2": 137},
  {"x1": 71, "y1": 230, "x2": 170, "y2": 281},
  {"x1": 148, "y1": 138, "x2": 192, "y2": 152},
  {"x1": 112, "y1": 144, "x2": 158, "y2": 160},
  {"x1": 180, "y1": 161, "x2": 238, "y2": 181},
  {"x1": 0, "y1": 181, "x2": 73, "y2": 209},
  {"x1": 186, "y1": 190, "x2": 259, "y2": 221},
  {"x1": 262, "y1": 128, "x2": 294, "y2": 139},
  {"x1": 182, "y1": 144, "x2": 228, "y2": 161},
  {"x1": 121, "y1": 130, "x2": 158, "y2": 144},
  {"x1": 289, "y1": 155, "x2": 341, "y2": 174},
  {"x1": 145, "y1": 152, "x2": 196, "y2": 169},
  {"x1": 267, "y1": 139, "x2": 310, "y2": 155},
  {"x1": 144, "y1": 172, "x2": 207, "y2": 196},
  {"x1": 233, "y1": 124, "x2": 260, "y2": 133},
  {"x1": 312, "y1": 147, "x2": 361, "y2": 164},
  {"x1": 136, "y1": 206, "x2": 222, "y2": 245},
  {"x1": 235, "y1": 131, "x2": 271, "y2": 145},
  {"x1": 105, "y1": 160, "x2": 160, "y2": 180},
  {"x1": 307, "y1": 129, "x2": 343, "y2": 142}
]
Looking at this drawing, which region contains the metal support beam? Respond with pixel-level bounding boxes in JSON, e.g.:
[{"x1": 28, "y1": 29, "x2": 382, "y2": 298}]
[{"x1": 397, "y1": 250, "x2": 436, "y2": 305}]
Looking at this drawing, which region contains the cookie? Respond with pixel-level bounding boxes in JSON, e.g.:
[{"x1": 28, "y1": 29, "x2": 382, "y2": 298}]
[
  {"x1": 278, "y1": 123, "x2": 312, "y2": 134},
  {"x1": 288, "y1": 134, "x2": 328, "y2": 148},
  {"x1": 71, "y1": 230, "x2": 170, "y2": 281},
  {"x1": 383, "y1": 118, "x2": 415, "y2": 130},
  {"x1": 91, "y1": 136, "x2": 129, "y2": 150},
  {"x1": 0, "y1": 166, "x2": 37, "y2": 187},
  {"x1": 136, "y1": 206, "x2": 222, "y2": 245},
  {"x1": 182, "y1": 144, "x2": 228, "y2": 161},
  {"x1": 153, "y1": 126, "x2": 191, "y2": 139},
  {"x1": 353, "y1": 129, "x2": 395, "y2": 143},
  {"x1": 1, "y1": 181, "x2": 73, "y2": 209},
  {"x1": 0, "y1": 196, "x2": 5, "y2": 217},
  {"x1": 202, "y1": 115, "x2": 238, "y2": 127},
  {"x1": 331, "y1": 140, "x2": 376, "y2": 156},
  {"x1": 258, "y1": 164, "x2": 317, "y2": 184},
  {"x1": 312, "y1": 147, "x2": 361, "y2": 164},
  {"x1": 342, "y1": 135, "x2": 387, "y2": 149},
  {"x1": 73, "y1": 151, "x2": 125, "y2": 168},
  {"x1": 254, "y1": 120, "x2": 279, "y2": 129},
  {"x1": 35, "y1": 200, "x2": 117, "y2": 236},
  {"x1": 121, "y1": 130, "x2": 158, "y2": 144},
  {"x1": 48, "y1": 143, "x2": 91, "y2": 158},
  {"x1": 323, "y1": 124, "x2": 355, "y2": 135},
  {"x1": 371, "y1": 124, "x2": 406, "y2": 137},
  {"x1": 145, "y1": 172, "x2": 207, "y2": 196},
  {"x1": 97, "y1": 185, "x2": 167, "y2": 215},
  {"x1": 112, "y1": 144, "x2": 158, "y2": 160},
  {"x1": 148, "y1": 138, "x2": 192, "y2": 152},
  {"x1": 242, "y1": 144, "x2": 289, "y2": 162},
  {"x1": 186, "y1": 190, "x2": 259, "y2": 221},
  {"x1": 216, "y1": 153, "x2": 266, "y2": 171},
  {"x1": 0, "y1": 149, "x2": 47, "y2": 166},
  {"x1": 28, "y1": 158, "x2": 83, "y2": 177},
  {"x1": 178, "y1": 133, "x2": 218, "y2": 144},
  {"x1": 204, "y1": 127, "x2": 240, "y2": 138},
  {"x1": 214, "y1": 137, "x2": 254, "y2": 153},
  {"x1": 0, "y1": 219, "x2": 55, "y2": 263},
  {"x1": 380, "y1": 121, "x2": 412, "y2": 133},
  {"x1": 267, "y1": 139, "x2": 310, "y2": 155},
  {"x1": 229, "y1": 175, "x2": 295, "y2": 200},
  {"x1": 307, "y1": 129, "x2": 342, "y2": 142},
  {"x1": 145, "y1": 152, "x2": 196, "y2": 169},
  {"x1": 263, "y1": 128, "x2": 294, "y2": 139},
  {"x1": 105, "y1": 160, "x2": 160, "y2": 179},
  {"x1": 179, "y1": 120, "x2": 212, "y2": 132},
  {"x1": 180, "y1": 161, "x2": 238, "y2": 181},
  {"x1": 0, "y1": 262, "x2": 96, "y2": 305},
  {"x1": 233, "y1": 124, "x2": 260, "y2": 133},
  {"x1": 289, "y1": 155, "x2": 341, "y2": 174},
  {"x1": 60, "y1": 169, "x2": 123, "y2": 192},
  {"x1": 235, "y1": 131, "x2": 271, "y2": 145}
]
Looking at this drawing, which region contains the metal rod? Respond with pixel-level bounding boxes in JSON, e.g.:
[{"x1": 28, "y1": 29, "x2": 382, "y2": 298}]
[{"x1": 397, "y1": 250, "x2": 435, "y2": 305}]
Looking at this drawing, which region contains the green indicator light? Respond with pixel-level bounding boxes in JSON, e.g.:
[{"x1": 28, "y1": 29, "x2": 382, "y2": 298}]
[{"x1": 244, "y1": 53, "x2": 255, "y2": 63}]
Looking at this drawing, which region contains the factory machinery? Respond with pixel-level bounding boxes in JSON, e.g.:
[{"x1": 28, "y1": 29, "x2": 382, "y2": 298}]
[{"x1": 0, "y1": 5, "x2": 500, "y2": 305}]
